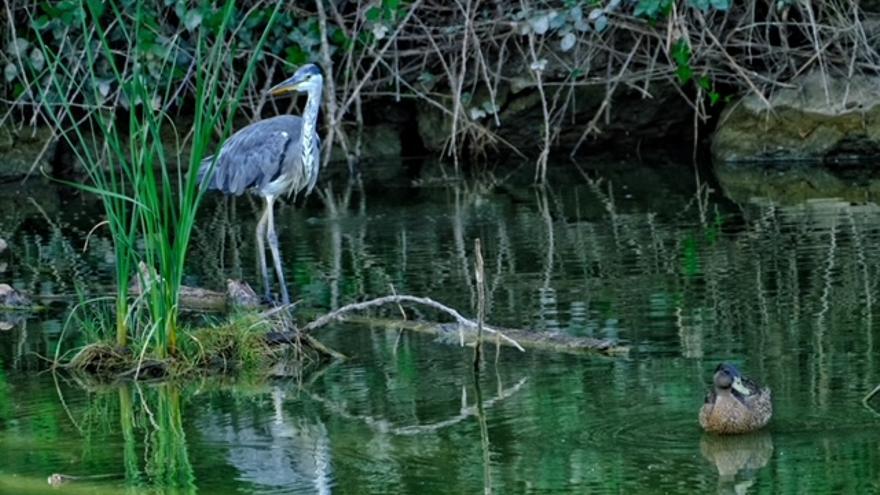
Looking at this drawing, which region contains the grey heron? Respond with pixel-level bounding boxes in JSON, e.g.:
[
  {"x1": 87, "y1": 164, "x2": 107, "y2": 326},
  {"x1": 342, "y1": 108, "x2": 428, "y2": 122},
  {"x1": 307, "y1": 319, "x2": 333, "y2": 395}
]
[{"x1": 199, "y1": 63, "x2": 323, "y2": 306}]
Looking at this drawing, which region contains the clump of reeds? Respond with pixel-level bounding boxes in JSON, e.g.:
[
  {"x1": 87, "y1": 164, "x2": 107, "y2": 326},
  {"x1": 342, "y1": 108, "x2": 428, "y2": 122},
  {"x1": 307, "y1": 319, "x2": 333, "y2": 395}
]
[{"x1": 30, "y1": 0, "x2": 281, "y2": 360}]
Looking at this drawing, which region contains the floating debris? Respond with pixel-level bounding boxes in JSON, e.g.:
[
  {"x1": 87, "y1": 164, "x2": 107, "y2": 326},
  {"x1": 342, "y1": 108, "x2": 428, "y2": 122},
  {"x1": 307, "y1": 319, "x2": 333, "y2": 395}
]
[{"x1": 0, "y1": 284, "x2": 31, "y2": 309}]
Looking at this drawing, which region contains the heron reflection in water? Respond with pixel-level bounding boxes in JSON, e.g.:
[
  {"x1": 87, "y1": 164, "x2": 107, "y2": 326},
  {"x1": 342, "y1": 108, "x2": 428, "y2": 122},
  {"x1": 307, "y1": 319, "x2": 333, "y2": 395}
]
[{"x1": 199, "y1": 63, "x2": 324, "y2": 305}]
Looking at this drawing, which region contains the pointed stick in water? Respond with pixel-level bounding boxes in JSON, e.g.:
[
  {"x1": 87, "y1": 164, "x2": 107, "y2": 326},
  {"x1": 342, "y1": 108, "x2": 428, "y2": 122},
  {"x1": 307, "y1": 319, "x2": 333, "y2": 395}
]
[{"x1": 473, "y1": 238, "x2": 486, "y2": 372}]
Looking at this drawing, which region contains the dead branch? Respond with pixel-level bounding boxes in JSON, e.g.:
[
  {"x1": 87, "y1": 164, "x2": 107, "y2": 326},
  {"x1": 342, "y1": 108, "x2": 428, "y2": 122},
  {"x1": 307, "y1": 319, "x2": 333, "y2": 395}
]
[{"x1": 302, "y1": 294, "x2": 525, "y2": 351}]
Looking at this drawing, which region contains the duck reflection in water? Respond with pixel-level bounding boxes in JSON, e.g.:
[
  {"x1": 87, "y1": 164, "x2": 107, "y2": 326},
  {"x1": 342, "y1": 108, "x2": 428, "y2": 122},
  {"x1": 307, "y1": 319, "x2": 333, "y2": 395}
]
[
  {"x1": 701, "y1": 432, "x2": 773, "y2": 495},
  {"x1": 700, "y1": 363, "x2": 772, "y2": 434}
]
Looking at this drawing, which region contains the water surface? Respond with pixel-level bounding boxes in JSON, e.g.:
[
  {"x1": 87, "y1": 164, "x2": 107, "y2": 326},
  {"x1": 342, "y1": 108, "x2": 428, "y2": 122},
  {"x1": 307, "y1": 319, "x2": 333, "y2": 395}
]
[{"x1": 1, "y1": 162, "x2": 879, "y2": 493}]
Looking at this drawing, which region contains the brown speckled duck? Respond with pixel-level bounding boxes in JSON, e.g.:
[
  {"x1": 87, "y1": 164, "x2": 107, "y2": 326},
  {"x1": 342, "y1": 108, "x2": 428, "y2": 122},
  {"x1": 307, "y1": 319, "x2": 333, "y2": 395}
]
[{"x1": 699, "y1": 363, "x2": 772, "y2": 434}]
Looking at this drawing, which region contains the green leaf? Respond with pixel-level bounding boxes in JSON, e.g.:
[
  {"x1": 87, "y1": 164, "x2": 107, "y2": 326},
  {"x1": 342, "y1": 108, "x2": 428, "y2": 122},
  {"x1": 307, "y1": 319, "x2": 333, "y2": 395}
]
[
  {"x1": 366, "y1": 6, "x2": 382, "y2": 22},
  {"x1": 183, "y1": 9, "x2": 203, "y2": 31},
  {"x1": 698, "y1": 75, "x2": 711, "y2": 90},
  {"x1": 709, "y1": 91, "x2": 720, "y2": 105},
  {"x1": 4, "y1": 63, "x2": 18, "y2": 82},
  {"x1": 86, "y1": 0, "x2": 105, "y2": 19},
  {"x1": 330, "y1": 27, "x2": 349, "y2": 46},
  {"x1": 672, "y1": 39, "x2": 691, "y2": 65},
  {"x1": 672, "y1": 39, "x2": 692, "y2": 84},
  {"x1": 285, "y1": 44, "x2": 308, "y2": 65},
  {"x1": 676, "y1": 65, "x2": 693, "y2": 84}
]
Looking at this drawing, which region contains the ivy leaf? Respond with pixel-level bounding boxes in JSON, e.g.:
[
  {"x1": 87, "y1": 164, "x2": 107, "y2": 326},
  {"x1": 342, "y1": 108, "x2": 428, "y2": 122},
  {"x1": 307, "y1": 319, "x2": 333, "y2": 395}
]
[
  {"x1": 285, "y1": 44, "x2": 308, "y2": 65},
  {"x1": 529, "y1": 13, "x2": 551, "y2": 35},
  {"x1": 594, "y1": 14, "x2": 608, "y2": 33},
  {"x1": 672, "y1": 39, "x2": 691, "y2": 66},
  {"x1": 30, "y1": 49, "x2": 45, "y2": 71},
  {"x1": 372, "y1": 24, "x2": 389, "y2": 40},
  {"x1": 7, "y1": 38, "x2": 29, "y2": 58},
  {"x1": 366, "y1": 6, "x2": 382, "y2": 22},
  {"x1": 690, "y1": 0, "x2": 710, "y2": 11},
  {"x1": 677, "y1": 65, "x2": 693, "y2": 84},
  {"x1": 183, "y1": 9, "x2": 203, "y2": 31},
  {"x1": 698, "y1": 75, "x2": 711, "y2": 90},
  {"x1": 560, "y1": 32, "x2": 576, "y2": 52},
  {"x1": 4, "y1": 63, "x2": 17, "y2": 82},
  {"x1": 673, "y1": 40, "x2": 693, "y2": 84}
]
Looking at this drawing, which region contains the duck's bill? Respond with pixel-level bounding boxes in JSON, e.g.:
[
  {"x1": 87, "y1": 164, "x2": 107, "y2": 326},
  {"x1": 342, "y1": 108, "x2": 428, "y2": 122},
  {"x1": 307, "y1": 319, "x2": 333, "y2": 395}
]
[{"x1": 731, "y1": 377, "x2": 752, "y2": 396}]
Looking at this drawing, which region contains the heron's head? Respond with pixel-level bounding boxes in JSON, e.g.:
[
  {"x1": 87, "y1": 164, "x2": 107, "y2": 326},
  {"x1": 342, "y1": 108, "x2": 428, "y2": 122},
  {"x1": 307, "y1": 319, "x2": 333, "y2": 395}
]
[{"x1": 268, "y1": 64, "x2": 323, "y2": 96}]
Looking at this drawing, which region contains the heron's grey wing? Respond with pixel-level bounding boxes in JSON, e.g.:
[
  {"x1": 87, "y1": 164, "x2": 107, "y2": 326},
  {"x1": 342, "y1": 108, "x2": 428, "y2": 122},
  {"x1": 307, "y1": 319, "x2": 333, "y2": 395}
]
[{"x1": 199, "y1": 119, "x2": 297, "y2": 196}]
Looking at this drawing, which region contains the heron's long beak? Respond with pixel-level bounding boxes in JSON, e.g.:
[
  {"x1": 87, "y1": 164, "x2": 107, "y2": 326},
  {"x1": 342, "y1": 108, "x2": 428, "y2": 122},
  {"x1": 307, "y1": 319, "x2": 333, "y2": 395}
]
[{"x1": 268, "y1": 78, "x2": 302, "y2": 96}]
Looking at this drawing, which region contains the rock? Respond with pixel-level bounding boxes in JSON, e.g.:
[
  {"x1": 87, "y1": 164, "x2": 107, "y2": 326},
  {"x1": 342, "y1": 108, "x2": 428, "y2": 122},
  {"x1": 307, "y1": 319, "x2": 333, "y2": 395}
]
[
  {"x1": 0, "y1": 283, "x2": 32, "y2": 308},
  {"x1": 0, "y1": 123, "x2": 57, "y2": 179},
  {"x1": 714, "y1": 161, "x2": 880, "y2": 205},
  {"x1": 712, "y1": 72, "x2": 880, "y2": 163}
]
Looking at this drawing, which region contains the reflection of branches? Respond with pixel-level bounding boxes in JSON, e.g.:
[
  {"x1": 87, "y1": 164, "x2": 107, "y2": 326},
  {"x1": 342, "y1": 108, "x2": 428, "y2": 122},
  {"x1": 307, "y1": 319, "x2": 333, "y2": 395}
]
[
  {"x1": 452, "y1": 187, "x2": 476, "y2": 308},
  {"x1": 309, "y1": 377, "x2": 527, "y2": 435},
  {"x1": 487, "y1": 220, "x2": 512, "y2": 318},
  {"x1": 193, "y1": 196, "x2": 245, "y2": 288},
  {"x1": 535, "y1": 187, "x2": 554, "y2": 291}
]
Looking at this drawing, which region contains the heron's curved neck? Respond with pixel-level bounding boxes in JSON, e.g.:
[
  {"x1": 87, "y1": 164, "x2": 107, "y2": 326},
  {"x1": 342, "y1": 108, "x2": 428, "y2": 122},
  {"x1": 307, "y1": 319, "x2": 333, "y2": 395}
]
[{"x1": 300, "y1": 78, "x2": 323, "y2": 163}]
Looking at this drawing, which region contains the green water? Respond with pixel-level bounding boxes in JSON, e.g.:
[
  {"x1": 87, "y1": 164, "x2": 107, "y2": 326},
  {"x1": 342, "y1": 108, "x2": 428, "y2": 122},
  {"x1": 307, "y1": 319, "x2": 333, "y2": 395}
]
[{"x1": 2, "y1": 162, "x2": 880, "y2": 493}]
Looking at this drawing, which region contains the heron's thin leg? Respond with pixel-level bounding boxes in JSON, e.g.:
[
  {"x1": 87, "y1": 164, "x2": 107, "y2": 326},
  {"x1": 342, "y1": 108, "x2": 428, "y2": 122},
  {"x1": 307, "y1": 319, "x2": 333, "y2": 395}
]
[
  {"x1": 255, "y1": 200, "x2": 271, "y2": 300},
  {"x1": 265, "y1": 196, "x2": 291, "y2": 305}
]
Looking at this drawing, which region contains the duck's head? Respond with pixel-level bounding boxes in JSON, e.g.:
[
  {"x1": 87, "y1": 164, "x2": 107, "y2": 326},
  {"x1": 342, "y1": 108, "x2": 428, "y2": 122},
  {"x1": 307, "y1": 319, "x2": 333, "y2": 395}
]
[
  {"x1": 713, "y1": 363, "x2": 753, "y2": 397},
  {"x1": 713, "y1": 363, "x2": 739, "y2": 390}
]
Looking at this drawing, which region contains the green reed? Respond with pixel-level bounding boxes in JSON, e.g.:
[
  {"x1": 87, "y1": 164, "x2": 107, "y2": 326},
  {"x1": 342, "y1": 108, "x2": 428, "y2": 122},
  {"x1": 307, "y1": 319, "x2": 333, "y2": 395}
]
[{"x1": 32, "y1": 0, "x2": 280, "y2": 357}]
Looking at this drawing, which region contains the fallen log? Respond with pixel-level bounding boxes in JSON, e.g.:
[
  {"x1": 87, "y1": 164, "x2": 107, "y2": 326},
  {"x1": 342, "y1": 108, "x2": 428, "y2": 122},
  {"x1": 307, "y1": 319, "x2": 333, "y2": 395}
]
[
  {"x1": 130, "y1": 262, "x2": 260, "y2": 312},
  {"x1": 301, "y1": 294, "x2": 628, "y2": 356},
  {"x1": 344, "y1": 316, "x2": 628, "y2": 356}
]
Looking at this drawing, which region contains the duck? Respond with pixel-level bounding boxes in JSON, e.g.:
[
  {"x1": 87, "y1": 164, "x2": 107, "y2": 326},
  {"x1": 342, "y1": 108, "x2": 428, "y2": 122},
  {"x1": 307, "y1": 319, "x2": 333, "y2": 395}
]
[{"x1": 699, "y1": 363, "x2": 772, "y2": 434}]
